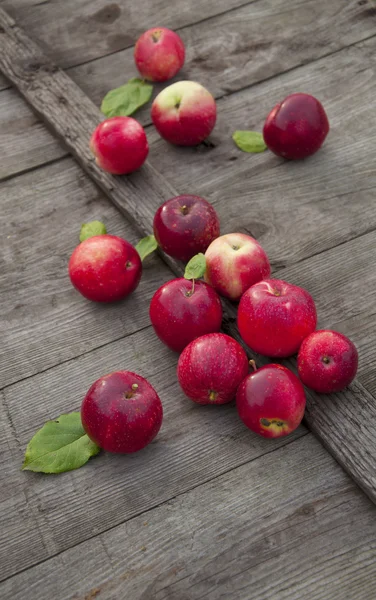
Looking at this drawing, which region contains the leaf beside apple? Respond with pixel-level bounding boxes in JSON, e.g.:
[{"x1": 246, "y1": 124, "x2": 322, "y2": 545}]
[
  {"x1": 232, "y1": 131, "x2": 267, "y2": 153},
  {"x1": 135, "y1": 235, "x2": 158, "y2": 261},
  {"x1": 79, "y1": 221, "x2": 107, "y2": 242},
  {"x1": 184, "y1": 253, "x2": 207, "y2": 280},
  {"x1": 22, "y1": 412, "x2": 100, "y2": 474},
  {"x1": 101, "y1": 78, "x2": 153, "y2": 118}
]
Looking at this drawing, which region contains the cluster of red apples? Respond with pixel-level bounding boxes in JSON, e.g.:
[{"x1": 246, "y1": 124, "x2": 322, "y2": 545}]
[
  {"x1": 70, "y1": 192, "x2": 358, "y2": 454},
  {"x1": 67, "y1": 27, "x2": 355, "y2": 457},
  {"x1": 90, "y1": 27, "x2": 330, "y2": 173}
]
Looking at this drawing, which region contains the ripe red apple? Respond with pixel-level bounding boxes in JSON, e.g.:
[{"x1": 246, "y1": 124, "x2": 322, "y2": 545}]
[
  {"x1": 69, "y1": 235, "x2": 142, "y2": 302},
  {"x1": 90, "y1": 116, "x2": 148, "y2": 175},
  {"x1": 151, "y1": 81, "x2": 217, "y2": 146},
  {"x1": 297, "y1": 330, "x2": 358, "y2": 393},
  {"x1": 263, "y1": 93, "x2": 329, "y2": 160},
  {"x1": 81, "y1": 371, "x2": 163, "y2": 453},
  {"x1": 153, "y1": 195, "x2": 220, "y2": 262},
  {"x1": 134, "y1": 27, "x2": 185, "y2": 82},
  {"x1": 236, "y1": 364, "x2": 306, "y2": 438},
  {"x1": 238, "y1": 279, "x2": 317, "y2": 357},
  {"x1": 177, "y1": 333, "x2": 249, "y2": 405},
  {"x1": 204, "y1": 233, "x2": 271, "y2": 301},
  {"x1": 150, "y1": 278, "x2": 222, "y2": 352}
]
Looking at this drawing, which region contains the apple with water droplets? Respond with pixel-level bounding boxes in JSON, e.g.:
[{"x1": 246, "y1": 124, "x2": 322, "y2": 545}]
[
  {"x1": 298, "y1": 330, "x2": 358, "y2": 393},
  {"x1": 177, "y1": 333, "x2": 249, "y2": 405},
  {"x1": 153, "y1": 195, "x2": 220, "y2": 262},
  {"x1": 81, "y1": 371, "x2": 163, "y2": 453},
  {"x1": 236, "y1": 364, "x2": 306, "y2": 438}
]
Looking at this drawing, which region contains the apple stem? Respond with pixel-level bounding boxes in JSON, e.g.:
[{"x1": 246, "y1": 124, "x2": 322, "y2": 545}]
[
  {"x1": 191, "y1": 278, "x2": 195, "y2": 295},
  {"x1": 249, "y1": 360, "x2": 257, "y2": 372},
  {"x1": 209, "y1": 390, "x2": 217, "y2": 401}
]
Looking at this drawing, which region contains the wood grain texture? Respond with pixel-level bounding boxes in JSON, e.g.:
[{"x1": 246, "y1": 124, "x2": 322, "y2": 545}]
[
  {"x1": 3, "y1": 0, "x2": 257, "y2": 68},
  {"x1": 1, "y1": 326, "x2": 307, "y2": 580},
  {"x1": 1, "y1": 435, "x2": 376, "y2": 600},
  {"x1": 69, "y1": 0, "x2": 376, "y2": 124},
  {"x1": 0, "y1": 158, "x2": 171, "y2": 388},
  {"x1": 0, "y1": 6, "x2": 375, "y2": 504}
]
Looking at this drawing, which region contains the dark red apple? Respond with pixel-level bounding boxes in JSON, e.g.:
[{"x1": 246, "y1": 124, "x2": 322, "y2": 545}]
[
  {"x1": 236, "y1": 364, "x2": 306, "y2": 438},
  {"x1": 177, "y1": 333, "x2": 249, "y2": 405},
  {"x1": 263, "y1": 93, "x2": 329, "y2": 160},
  {"x1": 297, "y1": 330, "x2": 358, "y2": 393},
  {"x1": 150, "y1": 278, "x2": 223, "y2": 352},
  {"x1": 69, "y1": 235, "x2": 142, "y2": 302},
  {"x1": 153, "y1": 194, "x2": 220, "y2": 262},
  {"x1": 238, "y1": 279, "x2": 317, "y2": 357},
  {"x1": 81, "y1": 371, "x2": 163, "y2": 453}
]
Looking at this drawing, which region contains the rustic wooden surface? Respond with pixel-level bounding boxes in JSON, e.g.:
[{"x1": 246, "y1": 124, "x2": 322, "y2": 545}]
[{"x1": 1, "y1": 0, "x2": 376, "y2": 598}]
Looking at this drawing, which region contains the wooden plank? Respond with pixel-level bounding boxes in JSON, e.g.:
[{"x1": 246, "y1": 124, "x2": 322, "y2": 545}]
[
  {"x1": 69, "y1": 0, "x2": 376, "y2": 123},
  {"x1": 0, "y1": 158, "x2": 171, "y2": 388},
  {"x1": 1, "y1": 326, "x2": 307, "y2": 580},
  {"x1": 4, "y1": 0, "x2": 257, "y2": 68},
  {"x1": 0, "y1": 87, "x2": 65, "y2": 180},
  {"x1": 1, "y1": 435, "x2": 376, "y2": 599},
  {"x1": 0, "y1": 6, "x2": 375, "y2": 503},
  {"x1": 0, "y1": 393, "x2": 49, "y2": 579}
]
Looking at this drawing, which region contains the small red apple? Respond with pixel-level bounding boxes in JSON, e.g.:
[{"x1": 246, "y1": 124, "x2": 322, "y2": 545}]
[
  {"x1": 236, "y1": 364, "x2": 306, "y2": 438},
  {"x1": 150, "y1": 278, "x2": 222, "y2": 352},
  {"x1": 69, "y1": 235, "x2": 142, "y2": 302},
  {"x1": 204, "y1": 233, "x2": 271, "y2": 301},
  {"x1": 81, "y1": 371, "x2": 163, "y2": 453},
  {"x1": 238, "y1": 279, "x2": 317, "y2": 357},
  {"x1": 134, "y1": 27, "x2": 185, "y2": 82},
  {"x1": 90, "y1": 116, "x2": 148, "y2": 175},
  {"x1": 263, "y1": 93, "x2": 329, "y2": 160},
  {"x1": 297, "y1": 330, "x2": 358, "y2": 393},
  {"x1": 153, "y1": 195, "x2": 220, "y2": 262},
  {"x1": 151, "y1": 81, "x2": 217, "y2": 146},
  {"x1": 177, "y1": 333, "x2": 249, "y2": 405}
]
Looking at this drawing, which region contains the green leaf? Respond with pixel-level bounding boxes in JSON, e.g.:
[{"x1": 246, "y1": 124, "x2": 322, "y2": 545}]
[
  {"x1": 232, "y1": 130, "x2": 267, "y2": 153},
  {"x1": 79, "y1": 221, "x2": 107, "y2": 242},
  {"x1": 101, "y1": 78, "x2": 153, "y2": 118},
  {"x1": 22, "y1": 412, "x2": 101, "y2": 474},
  {"x1": 135, "y1": 235, "x2": 158, "y2": 261},
  {"x1": 184, "y1": 253, "x2": 207, "y2": 280}
]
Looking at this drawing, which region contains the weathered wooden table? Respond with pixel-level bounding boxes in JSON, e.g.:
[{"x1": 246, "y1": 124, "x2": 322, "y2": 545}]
[{"x1": 1, "y1": 1, "x2": 376, "y2": 598}]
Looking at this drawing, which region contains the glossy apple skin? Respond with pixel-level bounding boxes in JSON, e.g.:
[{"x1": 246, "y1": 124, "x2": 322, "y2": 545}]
[
  {"x1": 69, "y1": 235, "x2": 142, "y2": 302},
  {"x1": 204, "y1": 233, "x2": 270, "y2": 301},
  {"x1": 150, "y1": 278, "x2": 223, "y2": 352},
  {"x1": 263, "y1": 93, "x2": 329, "y2": 160},
  {"x1": 151, "y1": 81, "x2": 217, "y2": 146},
  {"x1": 236, "y1": 364, "x2": 306, "y2": 438},
  {"x1": 238, "y1": 279, "x2": 317, "y2": 357},
  {"x1": 90, "y1": 117, "x2": 148, "y2": 175},
  {"x1": 153, "y1": 195, "x2": 220, "y2": 262},
  {"x1": 297, "y1": 330, "x2": 358, "y2": 393},
  {"x1": 81, "y1": 371, "x2": 163, "y2": 453},
  {"x1": 134, "y1": 27, "x2": 185, "y2": 82},
  {"x1": 177, "y1": 333, "x2": 249, "y2": 405}
]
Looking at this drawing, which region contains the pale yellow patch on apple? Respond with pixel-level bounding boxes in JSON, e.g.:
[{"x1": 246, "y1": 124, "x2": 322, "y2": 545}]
[{"x1": 154, "y1": 80, "x2": 214, "y2": 114}]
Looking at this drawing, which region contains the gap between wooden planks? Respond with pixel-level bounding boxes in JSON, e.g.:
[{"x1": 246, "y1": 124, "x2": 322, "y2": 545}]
[{"x1": 0, "y1": 7, "x2": 375, "y2": 503}]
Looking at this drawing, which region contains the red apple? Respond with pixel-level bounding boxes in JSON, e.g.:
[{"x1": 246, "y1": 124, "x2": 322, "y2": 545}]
[
  {"x1": 236, "y1": 364, "x2": 306, "y2": 438},
  {"x1": 81, "y1": 371, "x2": 163, "y2": 453},
  {"x1": 238, "y1": 279, "x2": 317, "y2": 357},
  {"x1": 263, "y1": 93, "x2": 329, "y2": 160},
  {"x1": 204, "y1": 233, "x2": 271, "y2": 301},
  {"x1": 150, "y1": 278, "x2": 222, "y2": 352},
  {"x1": 134, "y1": 27, "x2": 185, "y2": 82},
  {"x1": 151, "y1": 81, "x2": 217, "y2": 146},
  {"x1": 90, "y1": 116, "x2": 148, "y2": 175},
  {"x1": 153, "y1": 195, "x2": 220, "y2": 262},
  {"x1": 297, "y1": 330, "x2": 358, "y2": 393},
  {"x1": 69, "y1": 235, "x2": 142, "y2": 302},
  {"x1": 177, "y1": 333, "x2": 249, "y2": 405}
]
